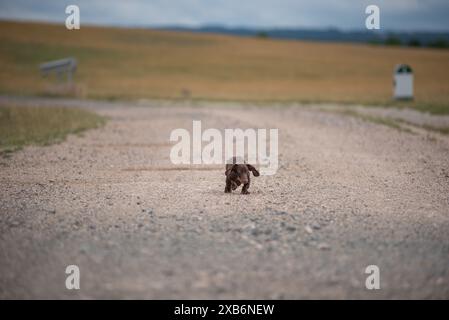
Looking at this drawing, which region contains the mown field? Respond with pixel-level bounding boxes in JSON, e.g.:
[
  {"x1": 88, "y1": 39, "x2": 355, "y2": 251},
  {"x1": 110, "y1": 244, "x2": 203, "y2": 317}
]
[{"x1": 1, "y1": 20, "x2": 449, "y2": 113}]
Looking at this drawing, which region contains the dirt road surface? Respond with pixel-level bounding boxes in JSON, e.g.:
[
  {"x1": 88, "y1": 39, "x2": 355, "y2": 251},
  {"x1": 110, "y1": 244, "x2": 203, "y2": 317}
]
[{"x1": 1, "y1": 98, "x2": 448, "y2": 299}]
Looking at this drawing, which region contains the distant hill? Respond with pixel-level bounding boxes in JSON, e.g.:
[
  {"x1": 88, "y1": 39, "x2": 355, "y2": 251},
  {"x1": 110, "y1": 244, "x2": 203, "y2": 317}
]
[{"x1": 162, "y1": 26, "x2": 449, "y2": 48}]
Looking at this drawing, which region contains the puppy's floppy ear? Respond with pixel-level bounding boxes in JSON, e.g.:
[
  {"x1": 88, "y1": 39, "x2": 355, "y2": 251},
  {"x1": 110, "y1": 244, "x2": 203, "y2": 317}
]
[
  {"x1": 246, "y1": 164, "x2": 260, "y2": 177},
  {"x1": 225, "y1": 164, "x2": 238, "y2": 176}
]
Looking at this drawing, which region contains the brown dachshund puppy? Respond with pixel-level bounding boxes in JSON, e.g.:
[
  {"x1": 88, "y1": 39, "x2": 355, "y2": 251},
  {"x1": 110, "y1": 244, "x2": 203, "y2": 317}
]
[{"x1": 225, "y1": 157, "x2": 260, "y2": 194}]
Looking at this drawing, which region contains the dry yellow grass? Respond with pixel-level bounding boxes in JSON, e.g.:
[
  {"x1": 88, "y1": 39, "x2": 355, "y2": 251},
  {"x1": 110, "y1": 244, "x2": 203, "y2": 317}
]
[{"x1": 1, "y1": 20, "x2": 449, "y2": 112}]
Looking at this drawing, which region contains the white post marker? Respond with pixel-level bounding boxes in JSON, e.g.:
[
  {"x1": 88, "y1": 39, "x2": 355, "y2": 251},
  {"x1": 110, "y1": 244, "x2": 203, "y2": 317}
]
[{"x1": 393, "y1": 64, "x2": 414, "y2": 100}]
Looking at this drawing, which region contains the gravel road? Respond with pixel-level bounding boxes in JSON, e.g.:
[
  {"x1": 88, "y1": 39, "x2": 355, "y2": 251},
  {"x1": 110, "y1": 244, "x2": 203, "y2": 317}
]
[{"x1": 1, "y1": 98, "x2": 448, "y2": 299}]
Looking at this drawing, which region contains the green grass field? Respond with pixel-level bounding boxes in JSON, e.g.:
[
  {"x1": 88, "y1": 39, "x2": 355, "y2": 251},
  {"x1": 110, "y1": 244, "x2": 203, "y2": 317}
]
[
  {"x1": 0, "y1": 105, "x2": 105, "y2": 154},
  {"x1": 1, "y1": 20, "x2": 449, "y2": 113}
]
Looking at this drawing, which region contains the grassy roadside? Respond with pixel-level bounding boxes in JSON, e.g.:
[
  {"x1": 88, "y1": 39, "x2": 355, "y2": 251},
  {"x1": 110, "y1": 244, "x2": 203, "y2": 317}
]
[
  {"x1": 325, "y1": 108, "x2": 449, "y2": 135},
  {"x1": 0, "y1": 105, "x2": 105, "y2": 155},
  {"x1": 160, "y1": 96, "x2": 449, "y2": 115}
]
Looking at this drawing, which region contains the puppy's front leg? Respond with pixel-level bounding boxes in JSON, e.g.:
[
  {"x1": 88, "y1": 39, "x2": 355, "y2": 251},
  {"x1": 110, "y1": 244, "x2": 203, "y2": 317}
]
[
  {"x1": 241, "y1": 182, "x2": 250, "y2": 194},
  {"x1": 225, "y1": 178, "x2": 232, "y2": 193}
]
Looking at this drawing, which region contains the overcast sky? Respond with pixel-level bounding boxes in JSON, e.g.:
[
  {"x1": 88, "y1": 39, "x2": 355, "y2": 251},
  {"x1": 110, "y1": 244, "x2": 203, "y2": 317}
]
[{"x1": 1, "y1": 0, "x2": 449, "y2": 31}]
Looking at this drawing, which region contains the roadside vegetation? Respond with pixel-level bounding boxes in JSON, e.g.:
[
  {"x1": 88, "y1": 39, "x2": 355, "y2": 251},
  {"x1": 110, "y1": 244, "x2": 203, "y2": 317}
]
[
  {"x1": 326, "y1": 108, "x2": 449, "y2": 135},
  {"x1": 0, "y1": 105, "x2": 105, "y2": 155}
]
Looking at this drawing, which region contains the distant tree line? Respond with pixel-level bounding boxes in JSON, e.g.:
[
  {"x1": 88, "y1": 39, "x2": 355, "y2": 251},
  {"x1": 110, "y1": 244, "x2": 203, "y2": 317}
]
[
  {"x1": 183, "y1": 26, "x2": 449, "y2": 48},
  {"x1": 370, "y1": 33, "x2": 449, "y2": 49}
]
